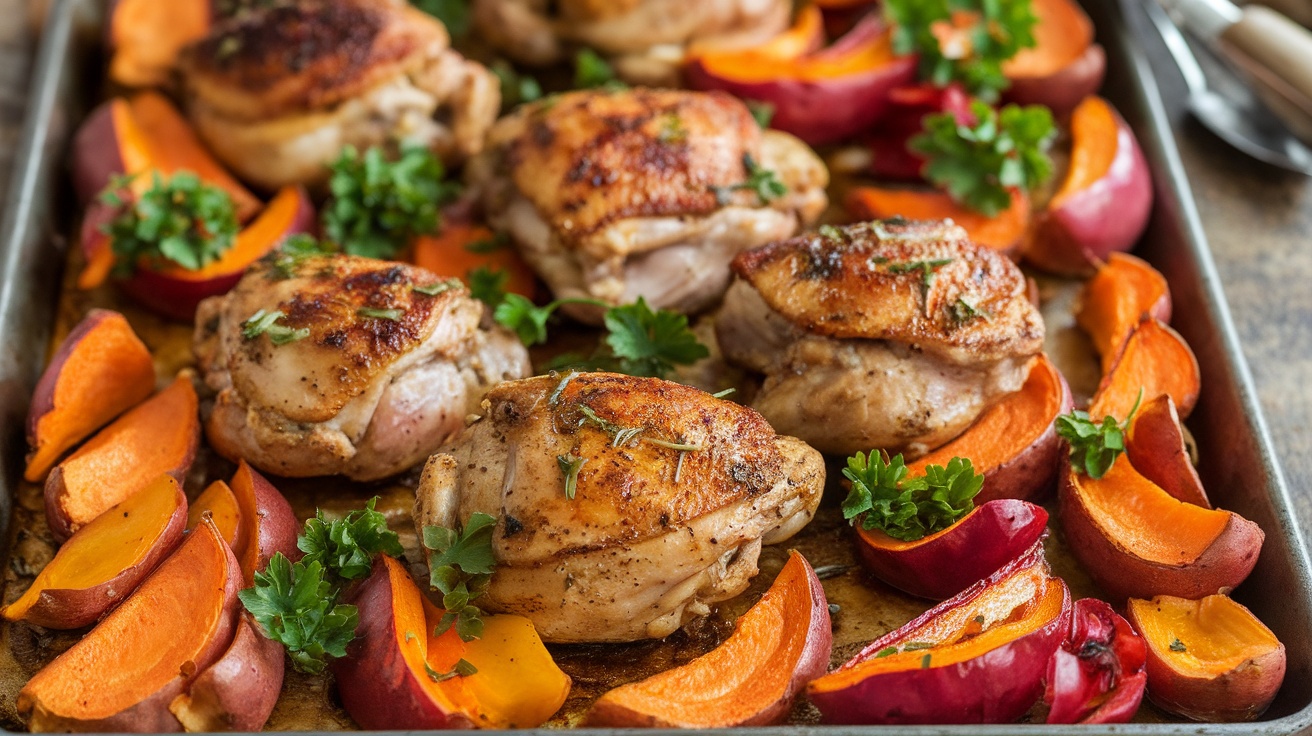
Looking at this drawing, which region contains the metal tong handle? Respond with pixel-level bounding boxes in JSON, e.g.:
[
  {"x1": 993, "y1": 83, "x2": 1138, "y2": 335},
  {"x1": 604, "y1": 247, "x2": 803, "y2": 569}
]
[{"x1": 1143, "y1": 0, "x2": 1210, "y2": 95}]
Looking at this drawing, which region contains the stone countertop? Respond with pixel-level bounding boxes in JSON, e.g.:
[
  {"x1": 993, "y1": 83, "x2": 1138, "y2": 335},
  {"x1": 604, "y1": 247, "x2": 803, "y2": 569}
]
[{"x1": 0, "y1": 1, "x2": 1307, "y2": 540}]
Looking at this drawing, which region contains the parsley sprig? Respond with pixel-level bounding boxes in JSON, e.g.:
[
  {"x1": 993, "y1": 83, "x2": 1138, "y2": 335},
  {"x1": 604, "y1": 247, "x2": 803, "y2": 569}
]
[
  {"x1": 423, "y1": 512, "x2": 497, "y2": 642},
  {"x1": 101, "y1": 171, "x2": 238, "y2": 277},
  {"x1": 1056, "y1": 390, "x2": 1145, "y2": 479},
  {"x1": 883, "y1": 0, "x2": 1038, "y2": 100},
  {"x1": 574, "y1": 48, "x2": 626, "y2": 90},
  {"x1": 412, "y1": 0, "x2": 470, "y2": 36},
  {"x1": 911, "y1": 101, "x2": 1056, "y2": 216},
  {"x1": 491, "y1": 60, "x2": 543, "y2": 112},
  {"x1": 239, "y1": 497, "x2": 402, "y2": 673},
  {"x1": 264, "y1": 234, "x2": 341, "y2": 280},
  {"x1": 711, "y1": 154, "x2": 788, "y2": 206},
  {"x1": 242, "y1": 309, "x2": 309, "y2": 346},
  {"x1": 841, "y1": 452, "x2": 985, "y2": 541},
  {"x1": 324, "y1": 143, "x2": 461, "y2": 259}
]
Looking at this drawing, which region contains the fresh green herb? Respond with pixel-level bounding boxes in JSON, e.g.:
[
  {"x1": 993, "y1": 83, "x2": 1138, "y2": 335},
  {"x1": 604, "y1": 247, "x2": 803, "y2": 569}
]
[
  {"x1": 241, "y1": 309, "x2": 310, "y2": 346},
  {"x1": 413, "y1": 278, "x2": 463, "y2": 297},
  {"x1": 882, "y1": 0, "x2": 1038, "y2": 100},
  {"x1": 886, "y1": 258, "x2": 954, "y2": 303},
  {"x1": 411, "y1": 0, "x2": 470, "y2": 36},
  {"x1": 238, "y1": 554, "x2": 359, "y2": 674},
  {"x1": 841, "y1": 452, "x2": 984, "y2": 541},
  {"x1": 574, "y1": 48, "x2": 625, "y2": 90},
  {"x1": 874, "y1": 646, "x2": 899, "y2": 658},
  {"x1": 901, "y1": 641, "x2": 935, "y2": 651},
  {"x1": 426, "y1": 658, "x2": 479, "y2": 683},
  {"x1": 745, "y1": 100, "x2": 775, "y2": 129},
  {"x1": 911, "y1": 101, "x2": 1056, "y2": 216},
  {"x1": 323, "y1": 143, "x2": 461, "y2": 259},
  {"x1": 949, "y1": 297, "x2": 991, "y2": 323},
  {"x1": 710, "y1": 153, "x2": 788, "y2": 206},
  {"x1": 974, "y1": 615, "x2": 986, "y2": 625},
  {"x1": 818, "y1": 224, "x2": 849, "y2": 242},
  {"x1": 921, "y1": 653, "x2": 933, "y2": 669},
  {"x1": 711, "y1": 388, "x2": 736, "y2": 398},
  {"x1": 576, "y1": 404, "x2": 701, "y2": 452},
  {"x1": 658, "y1": 114, "x2": 688, "y2": 144},
  {"x1": 468, "y1": 266, "x2": 512, "y2": 309},
  {"x1": 265, "y1": 234, "x2": 340, "y2": 280},
  {"x1": 298, "y1": 497, "x2": 404, "y2": 583},
  {"x1": 357, "y1": 307, "x2": 404, "y2": 321},
  {"x1": 423, "y1": 513, "x2": 497, "y2": 642},
  {"x1": 602, "y1": 297, "x2": 710, "y2": 378},
  {"x1": 557, "y1": 453, "x2": 588, "y2": 500},
  {"x1": 101, "y1": 171, "x2": 238, "y2": 276},
  {"x1": 494, "y1": 293, "x2": 606, "y2": 345},
  {"x1": 406, "y1": 631, "x2": 418, "y2": 642},
  {"x1": 464, "y1": 232, "x2": 509, "y2": 254},
  {"x1": 1055, "y1": 390, "x2": 1145, "y2": 479},
  {"x1": 1170, "y1": 638, "x2": 1187, "y2": 652},
  {"x1": 491, "y1": 59, "x2": 543, "y2": 111}
]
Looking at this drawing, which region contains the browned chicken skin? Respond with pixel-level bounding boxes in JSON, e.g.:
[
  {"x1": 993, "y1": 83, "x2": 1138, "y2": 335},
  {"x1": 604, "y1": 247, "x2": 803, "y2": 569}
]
[
  {"x1": 413, "y1": 372, "x2": 825, "y2": 643},
  {"x1": 716, "y1": 219, "x2": 1045, "y2": 457},
  {"x1": 194, "y1": 254, "x2": 530, "y2": 481},
  {"x1": 472, "y1": 0, "x2": 790, "y2": 85},
  {"x1": 467, "y1": 88, "x2": 828, "y2": 322},
  {"x1": 180, "y1": 0, "x2": 498, "y2": 190}
]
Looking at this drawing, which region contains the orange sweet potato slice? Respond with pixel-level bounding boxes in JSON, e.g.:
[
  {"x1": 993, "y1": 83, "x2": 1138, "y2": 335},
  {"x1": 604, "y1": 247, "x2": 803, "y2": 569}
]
[
  {"x1": 230, "y1": 461, "x2": 298, "y2": 585},
  {"x1": 1088, "y1": 318, "x2": 1200, "y2": 422},
  {"x1": 17, "y1": 519, "x2": 242, "y2": 732},
  {"x1": 411, "y1": 223, "x2": 537, "y2": 299},
  {"x1": 2, "y1": 474, "x2": 186, "y2": 629},
  {"x1": 585, "y1": 551, "x2": 832, "y2": 727},
  {"x1": 25, "y1": 309, "x2": 155, "y2": 482},
  {"x1": 187, "y1": 480, "x2": 243, "y2": 549},
  {"x1": 846, "y1": 186, "x2": 1031, "y2": 255},
  {"x1": 44, "y1": 374, "x2": 199, "y2": 541},
  {"x1": 1076, "y1": 253, "x2": 1172, "y2": 373},
  {"x1": 108, "y1": 0, "x2": 212, "y2": 90},
  {"x1": 1127, "y1": 394, "x2": 1210, "y2": 509}
]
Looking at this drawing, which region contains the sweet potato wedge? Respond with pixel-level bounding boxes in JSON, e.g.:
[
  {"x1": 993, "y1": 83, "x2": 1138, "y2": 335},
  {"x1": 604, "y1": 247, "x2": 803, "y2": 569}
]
[
  {"x1": 2, "y1": 474, "x2": 186, "y2": 629},
  {"x1": 70, "y1": 98, "x2": 153, "y2": 206},
  {"x1": 24, "y1": 309, "x2": 155, "y2": 482},
  {"x1": 1088, "y1": 318, "x2": 1200, "y2": 422},
  {"x1": 230, "y1": 460, "x2": 298, "y2": 584},
  {"x1": 107, "y1": 0, "x2": 212, "y2": 89},
  {"x1": 1076, "y1": 252, "x2": 1172, "y2": 373},
  {"x1": 846, "y1": 186, "x2": 1031, "y2": 256},
  {"x1": 187, "y1": 480, "x2": 243, "y2": 549},
  {"x1": 44, "y1": 374, "x2": 199, "y2": 541},
  {"x1": 17, "y1": 519, "x2": 242, "y2": 732},
  {"x1": 170, "y1": 612, "x2": 285, "y2": 732},
  {"x1": 411, "y1": 221, "x2": 537, "y2": 300},
  {"x1": 1127, "y1": 394, "x2": 1210, "y2": 508}
]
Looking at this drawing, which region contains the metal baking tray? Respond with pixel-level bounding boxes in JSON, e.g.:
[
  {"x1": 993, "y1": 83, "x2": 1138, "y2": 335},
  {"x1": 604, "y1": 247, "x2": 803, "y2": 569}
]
[{"x1": 1, "y1": 0, "x2": 1310, "y2": 733}]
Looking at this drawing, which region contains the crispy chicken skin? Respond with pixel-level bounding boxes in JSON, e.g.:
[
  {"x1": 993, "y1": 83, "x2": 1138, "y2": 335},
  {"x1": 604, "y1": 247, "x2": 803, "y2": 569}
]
[
  {"x1": 466, "y1": 88, "x2": 828, "y2": 322},
  {"x1": 472, "y1": 0, "x2": 790, "y2": 85},
  {"x1": 179, "y1": 0, "x2": 498, "y2": 190},
  {"x1": 194, "y1": 255, "x2": 529, "y2": 481},
  {"x1": 413, "y1": 372, "x2": 825, "y2": 643},
  {"x1": 716, "y1": 219, "x2": 1045, "y2": 457}
]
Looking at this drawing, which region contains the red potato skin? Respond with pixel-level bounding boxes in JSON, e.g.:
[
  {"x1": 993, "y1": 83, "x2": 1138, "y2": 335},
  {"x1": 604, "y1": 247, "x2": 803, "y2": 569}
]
[
  {"x1": 1057, "y1": 459, "x2": 1264, "y2": 602},
  {"x1": 855, "y1": 500, "x2": 1049, "y2": 600},
  {"x1": 70, "y1": 100, "x2": 125, "y2": 205},
  {"x1": 15, "y1": 484, "x2": 187, "y2": 629},
  {"x1": 1026, "y1": 105, "x2": 1153, "y2": 276},
  {"x1": 1127, "y1": 395, "x2": 1210, "y2": 508},
  {"x1": 1005, "y1": 43, "x2": 1107, "y2": 120},
  {"x1": 115, "y1": 188, "x2": 316, "y2": 321},
  {"x1": 331, "y1": 559, "x2": 476, "y2": 730},
  {"x1": 232, "y1": 461, "x2": 299, "y2": 585},
  {"x1": 809, "y1": 544, "x2": 1072, "y2": 725},
  {"x1": 169, "y1": 613, "x2": 285, "y2": 732},
  {"x1": 978, "y1": 367, "x2": 1074, "y2": 504}
]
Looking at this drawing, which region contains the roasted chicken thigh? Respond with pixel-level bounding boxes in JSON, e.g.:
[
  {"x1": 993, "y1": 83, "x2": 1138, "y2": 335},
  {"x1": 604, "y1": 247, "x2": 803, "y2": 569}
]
[
  {"x1": 194, "y1": 254, "x2": 529, "y2": 481},
  {"x1": 471, "y1": 0, "x2": 790, "y2": 85},
  {"x1": 467, "y1": 88, "x2": 828, "y2": 322},
  {"x1": 413, "y1": 372, "x2": 825, "y2": 643},
  {"x1": 179, "y1": 0, "x2": 498, "y2": 190},
  {"x1": 717, "y1": 218, "x2": 1045, "y2": 457}
]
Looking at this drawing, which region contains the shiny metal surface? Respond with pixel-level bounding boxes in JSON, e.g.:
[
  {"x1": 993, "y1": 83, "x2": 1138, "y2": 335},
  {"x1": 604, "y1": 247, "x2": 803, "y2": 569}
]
[{"x1": 0, "y1": 0, "x2": 1309, "y2": 733}]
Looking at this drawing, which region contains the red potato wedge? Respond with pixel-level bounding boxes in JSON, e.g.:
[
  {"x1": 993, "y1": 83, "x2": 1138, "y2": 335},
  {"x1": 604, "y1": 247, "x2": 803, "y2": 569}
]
[
  {"x1": 2, "y1": 474, "x2": 186, "y2": 629},
  {"x1": 1089, "y1": 318, "x2": 1201, "y2": 422},
  {"x1": 187, "y1": 480, "x2": 243, "y2": 548},
  {"x1": 585, "y1": 550, "x2": 832, "y2": 727},
  {"x1": 808, "y1": 543, "x2": 1071, "y2": 724},
  {"x1": 855, "y1": 499, "x2": 1049, "y2": 601},
  {"x1": 1024, "y1": 96, "x2": 1153, "y2": 276},
  {"x1": 24, "y1": 309, "x2": 155, "y2": 482},
  {"x1": 908, "y1": 355, "x2": 1072, "y2": 504},
  {"x1": 169, "y1": 612, "x2": 285, "y2": 732},
  {"x1": 333, "y1": 556, "x2": 571, "y2": 730},
  {"x1": 70, "y1": 99, "x2": 153, "y2": 206},
  {"x1": 846, "y1": 186, "x2": 1031, "y2": 255},
  {"x1": 107, "y1": 0, "x2": 212, "y2": 89},
  {"x1": 1058, "y1": 457, "x2": 1263, "y2": 602},
  {"x1": 1002, "y1": 0, "x2": 1106, "y2": 118},
  {"x1": 44, "y1": 374, "x2": 199, "y2": 542},
  {"x1": 1127, "y1": 394, "x2": 1211, "y2": 508},
  {"x1": 17, "y1": 519, "x2": 241, "y2": 732},
  {"x1": 412, "y1": 221, "x2": 537, "y2": 300},
  {"x1": 684, "y1": 14, "x2": 917, "y2": 146},
  {"x1": 1127, "y1": 595, "x2": 1286, "y2": 722},
  {"x1": 229, "y1": 460, "x2": 298, "y2": 585},
  {"x1": 1076, "y1": 252, "x2": 1173, "y2": 373},
  {"x1": 1045, "y1": 598, "x2": 1147, "y2": 724},
  {"x1": 117, "y1": 185, "x2": 315, "y2": 321}
]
